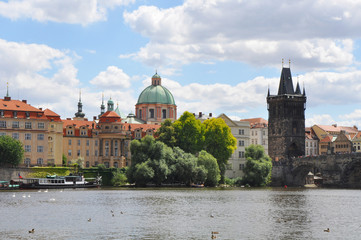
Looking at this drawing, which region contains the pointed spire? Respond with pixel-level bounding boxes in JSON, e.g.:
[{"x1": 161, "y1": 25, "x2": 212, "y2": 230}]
[
  {"x1": 303, "y1": 81, "x2": 306, "y2": 96},
  {"x1": 100, "y1": 92, "x2": 105, "y2": 115},
  {"x1": 295, "y1": 82, "x2": 301, "y2": 94},
  {"x1": 277, "y1": 67, "x2": 295, "y2": 95},
  {"x1": 267, "y1": 83, "x2": 270, "y2": 97},
  {"x1": 6, "y1": 82, "x2": 9, "y2": 97},
  {"x1": 79, "y1": 89, "x2": 82, "y2": 102},
  {"x1": 75, "y1": 90, "x2": 85, "y2": 118}
]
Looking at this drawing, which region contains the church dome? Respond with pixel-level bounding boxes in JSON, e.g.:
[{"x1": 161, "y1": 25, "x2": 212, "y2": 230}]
[{"x1": 136, "y1": 73, "x2": 176, "y2": 105}]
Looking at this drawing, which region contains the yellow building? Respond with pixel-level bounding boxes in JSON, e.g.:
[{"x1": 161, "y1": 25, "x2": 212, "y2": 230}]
[
  {"x1": 44, "y1": 109, "x2": 63, "y2": 166},
  {"x1": 0, "y1": 94, "x2": 60, "y2": 166}
]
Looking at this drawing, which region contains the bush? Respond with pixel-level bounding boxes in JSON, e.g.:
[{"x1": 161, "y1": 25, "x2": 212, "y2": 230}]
[{"x1": 112, "y1": 169, "x2": 128, "y2": 186}]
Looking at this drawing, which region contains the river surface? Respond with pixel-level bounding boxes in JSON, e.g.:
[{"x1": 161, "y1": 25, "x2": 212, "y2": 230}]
[{"x1": 0, "y1": 187, "x2": 361, "y2": 239}]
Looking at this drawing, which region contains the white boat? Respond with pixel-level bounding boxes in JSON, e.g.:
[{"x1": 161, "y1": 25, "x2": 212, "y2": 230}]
[{"x1": 20, "y1": 174, "x2": 101, "y2": 189}]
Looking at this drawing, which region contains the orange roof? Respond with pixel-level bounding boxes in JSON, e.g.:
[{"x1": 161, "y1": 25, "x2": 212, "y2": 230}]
[
  {"x1": 0, "y1": 98, "x2": 42, "y2": 112},
  {"x1": 44, "y1": 108, "x2": 60, "y2": 117},
  {"x1": 320, "y1": 136, "x2": 333, "y2": 143},
  {"x1": 100, "y1": 111, "x2": 120, "y2": 118},
  {"x1": 240, "y1": 118, "x2": 268, "y2": 128},
  {"x1": 62, "y1": 119, "x2": 94, "y2": 128},
  {"x1": 316, "y1": 125, "x2": 358, "y2": 134}
]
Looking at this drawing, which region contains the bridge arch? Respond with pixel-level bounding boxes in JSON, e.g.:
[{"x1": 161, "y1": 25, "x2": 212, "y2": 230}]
[
  {"x1": 341, "y1": 158, "x2": 361, "y2": 188},
  {"x1": 291, "y1": 163, "x2": 316, "y2": 186}
]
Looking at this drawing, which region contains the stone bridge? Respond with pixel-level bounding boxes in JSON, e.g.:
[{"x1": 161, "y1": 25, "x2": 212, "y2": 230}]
[{"x1": 271, "y1": 152, "x2": 361, "y2": 188}]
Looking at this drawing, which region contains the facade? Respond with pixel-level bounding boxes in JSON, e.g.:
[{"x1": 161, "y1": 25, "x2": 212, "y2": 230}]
[
  {"x1": 218, "y1": 114, "x2": 250, "y2": 179},
  {"x1": 305, "y1": 127, "x2": 318, "y2": 156},
  {"x1": 267, "y1": 67, "x2": 306, "y2": 161},
  {"x1": 312, "y1": 124, "x2": 358, "y2": 155},
  {"x1": 240, "y1": 118, "x2": 268, "y2": 155},
  {"x1": 0, "y1": 93, "x2": 63, "y2": 166},
  {"x1": 135, "y1": 73, "x2": 177, "y2": 124},
  {"x1": 44, "y1": 109, "x2": 63, "y2": 166}
]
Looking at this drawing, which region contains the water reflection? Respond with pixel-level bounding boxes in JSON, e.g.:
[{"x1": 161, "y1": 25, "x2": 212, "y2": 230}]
[{"x1": 1, "y1": 188, "x2": 361, "y2": 239}]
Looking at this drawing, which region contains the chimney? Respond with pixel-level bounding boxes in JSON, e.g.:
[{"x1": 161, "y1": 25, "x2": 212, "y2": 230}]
[
  {"x1": 93, "y1": 116, "x2": 97, "y2": 121},
  {"x1": 199, "y1": 112, "x2": 202, "y2": 118},
  {"x1": 332, "y1": 124, "x2": 337, "y2": 128},
  {"x1": 67, "y1": 118, "x2": 71, "y2": 120},
  {"x1": 22, "y1": 100, "x2": 27, "y2": 104},
  {"x1": 39, "y1": 108, "x2": 42, "y2": 111}
]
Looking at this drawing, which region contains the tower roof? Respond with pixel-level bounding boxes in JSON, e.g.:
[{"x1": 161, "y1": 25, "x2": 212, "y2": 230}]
[{"x1": 278, "y1": 67, "x2": 295, "y2": 95}]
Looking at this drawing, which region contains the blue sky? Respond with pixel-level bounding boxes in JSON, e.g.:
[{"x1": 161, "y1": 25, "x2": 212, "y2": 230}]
[{"x1": 1, "y1": 0, "x2": 361, "y2": 127}]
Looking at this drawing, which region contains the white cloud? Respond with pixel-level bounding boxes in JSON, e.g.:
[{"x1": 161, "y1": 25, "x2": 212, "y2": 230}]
[
  {"x1": 0, "y1": 0, "x2": 134, "y2": 25},
  {"x1": 90, "y1": 66, "x2": 131, "y2": 90},
  {"x1": 123, "y1": 0, "x2": 359, "y2": 71}
]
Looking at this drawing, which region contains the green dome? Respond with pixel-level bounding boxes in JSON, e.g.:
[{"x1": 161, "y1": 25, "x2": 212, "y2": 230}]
[
  {"x1": 152, "y1": 73, "x2": 161, "y2": 78},
  {"x1": 137, "y1": 85, "x2": 175, "y2": 105}
]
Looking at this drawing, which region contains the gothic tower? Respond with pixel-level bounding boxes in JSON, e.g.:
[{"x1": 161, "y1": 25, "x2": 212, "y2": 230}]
[
  {"x1": 267, "y1": 66, "x2": 306, "y2": 161},
  {"x1": 74, "y1": 90, "x2": 85, "y2": 119}
]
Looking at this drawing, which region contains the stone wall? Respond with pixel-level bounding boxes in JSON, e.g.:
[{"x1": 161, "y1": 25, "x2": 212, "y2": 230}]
[{"x1": 0, "y1": 167, "x2": 32, "y2": 181}]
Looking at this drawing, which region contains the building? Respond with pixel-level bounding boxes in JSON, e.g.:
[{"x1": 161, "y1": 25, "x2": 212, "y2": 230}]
[
  {"x1": 0, "y1": 91, "x2": 62, "y2": 166},
  {"x1": 240, "y1": 118, "x2": 268, "y2": 155},
  {"x1": 44, "y1": 109, "x2": 63, "y2": 166},
  {"x1": 267, "y1": 66, "x2": 306, "y2": 161},
  {"x1": 312, "y1": 124, "x2": 358, "y2": 155},
  {"x1": 218, "y1": 114, "x2": 250, "y2": 179},
  {"x1": 305, "y1": 127, "x2": 318, "y2": 156},
  {"x1": 135, "y1": 72, "x2": 177, "y2": 124}
]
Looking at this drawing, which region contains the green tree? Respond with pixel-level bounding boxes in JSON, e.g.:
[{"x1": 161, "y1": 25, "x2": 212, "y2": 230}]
[
  {"x1": 156, "y1": 119, "x2": 177, "y2": 147},
  {"x1": 112, "y1": 168, "x2": 128, "y2": 186},
  {"x1": 167, "y1": 147, "x2": 197, "y2": 185},
  {"x1": 173, "y1": 111, "x2": 204, "y2": 154},
  {"x1": 243, "y1": 145, "x2": 272, "y2": 187},
  {"x1": 62, "y1": 154, "x2": 67, "y2": 167},
  {"x1": 197, "y1": 150, "x2": 220, "y2": 186},
  {"x1": 203, "y1": 118, "x2": 237, "y2": 183},
  {"x1": 133, "y1": 161, "x2": 154, "y2": 186},
  {"x1": 0, "y1": 135, "x2": 24, "y2": 167}
]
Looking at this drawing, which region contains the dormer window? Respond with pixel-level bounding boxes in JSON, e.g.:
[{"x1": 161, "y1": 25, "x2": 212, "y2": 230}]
[{"x1": 13, "y1": 111, "x2": 17, "y2": 118}]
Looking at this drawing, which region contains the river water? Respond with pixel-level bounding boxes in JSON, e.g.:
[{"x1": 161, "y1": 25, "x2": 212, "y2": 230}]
[{"x1": 0, "y1": 187, "x2": 361, "y2": 239}]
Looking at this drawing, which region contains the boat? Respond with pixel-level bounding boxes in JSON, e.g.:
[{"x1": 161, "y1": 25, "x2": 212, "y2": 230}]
[
  {"x1": 19, "y1": 174, "x2": 101, "y2": 189},
  {"x1": 0, "y1": 180, "x2": 19, "y2": 190}
]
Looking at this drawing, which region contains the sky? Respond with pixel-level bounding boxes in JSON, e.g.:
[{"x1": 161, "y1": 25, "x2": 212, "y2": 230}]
[{"x1": 0, "y1": 0, "x2": 361, "y2": 127}]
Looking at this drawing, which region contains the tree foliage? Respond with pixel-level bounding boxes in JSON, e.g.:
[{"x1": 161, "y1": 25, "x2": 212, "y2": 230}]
[
  {"x1": 173, "y1": 111, "x2": 204, "y2": 154},
  {"x1": 156, "y1": 119, "x2": 177, "y2": 148},
  {"x1": 197, "y1": 150, "x2": 220, "y2": 187},
  {"x1": 203, "y1": 118, "x2": 237, "y2": 182},
  {"x1": 0, "y1": 135, "x2": 24, "y2": 167},
  {"x1": 128, "y1": 135, "x2": 221, "y2": 186},
  {"x1": 243, "y1": 145, "x2": 272, "y2": 187}
]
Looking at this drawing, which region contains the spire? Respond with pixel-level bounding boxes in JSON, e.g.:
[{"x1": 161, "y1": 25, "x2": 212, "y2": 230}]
[
  {"x1": 107, "y1": 97, "x2": 114, "y2": 111},
  {"x1": 100, "y1": 92, "x2": 105, "y2": 115},
  {"x1": 303, "y1": 81, "x2": 306, "y2": 96},
  {"x1": 295, "y1": 75, "x2": 301, "y2": 94},
  {"x1": 152, "y1": 71, "x2": 161, "y2": 86},
  {"x1": 277, "y1": 67, "x2": 295, "y2": 95},
  {"x1": 6, "y1": 82, "x2": 9, "y2": 97},
  {"x1": 75, "y1": 90, "x2": 85, "y2": 118},
  {"x1": 267, "y1": 84, "x2": 270, "y2": 97}
]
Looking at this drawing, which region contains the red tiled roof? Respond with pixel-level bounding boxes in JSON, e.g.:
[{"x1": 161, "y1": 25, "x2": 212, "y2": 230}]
[
  {"x1": 316, "y1": 125, "x2": 358, "y2": 134},
  {"x1": 0, "y1": 98, "x2": 42, "y2": 112},
  {"x1": 100, "y1": 111, "x2": 120, "y2": 118},
  {"x1": 44, "y1": 108, "x2": 60, "y2": 117},
  {"x1": 240, "y1": 118, "x2": 268, "y2": 128},
  {"x1": 320, "y1": 136, "x2": 333, "y2": 143},
  {"x1": 62, "y1": 119, "x2": 94, "y2": 128}
]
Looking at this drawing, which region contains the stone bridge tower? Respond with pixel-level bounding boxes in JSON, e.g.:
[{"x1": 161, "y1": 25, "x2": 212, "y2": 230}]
[{"x1": 267, "y1": 66, "x2": 306, "y2": 161}]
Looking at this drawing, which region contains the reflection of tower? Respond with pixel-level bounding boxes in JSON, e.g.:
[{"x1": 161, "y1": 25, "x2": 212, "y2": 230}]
[
  {"x1": 267, "y1": 65, "x2": 306, "y2": 161},
  {"x1": 100, "y1": 93, "x2": 105, "y2": 116},
  {"x1": 75, "y1": 90, "x2": 85, "y2": 118}
]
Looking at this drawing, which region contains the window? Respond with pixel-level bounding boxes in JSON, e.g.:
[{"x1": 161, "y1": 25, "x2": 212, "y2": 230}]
[
  {"x1": 239, "y1": 164, "x2": 245, "y2": 170},
  {"x1": 0, "y1": 121, "x2": 6, "y2": 128},
  {"x1": 25, "y1": 133, "x2": 31, "y2": 140},
  {"x1": 95, "y1": 140, "x2": 98, "y2": 146},
  {"x1": 162, "y1": 109, "x2": 167, "y2": 119},
  {"x1": 239, "y1": 140, "x2": 244, "y2": 146},
  {"x1": 25, "y1": 122, "x2": 32, "y2": 129},
  {"x1": 0, "y1": 132, "x2": 5, "y2": 136},
  {"x1": 38, "y1": 134, "x2": 44, "y2": 140},
  {"x1": 12, "y1": 121, "x2": 19, "y2": 128},
  {"x1": 0, "y1": 110, "x2": 3, "y2": 117},
  {"x1": 25, "y1": 112, "x2": 30, "y2": 118},
  {"x1": 86, "y1": 161, "x2": 90, "y2": 168},
  {"x1": 24, "y1": 158, "x2": 31, "y2": 166},
  {"x1": 105, "y1": 141, "x2": 109, "y2": 156},
  {"x1": 77, "y1": 150, "x2": 80, "y2": 156},
  {"x1": 12, "y1": 133, "x2": 19, "y2": 139},
  {"x1": 68, "y1": 139, "x2": 72, "y2": 145},
  {"x1": 149, "y1": 109, "x2": 155, "y2": 118},
  {"x1": 78, "y1": 140, "x2": 81, "y2": 146},
  {"x1": 68, "y1": 150, "x2": 72, "y2": 156},
  {"x1": 37, "y1": 146, "x2": 44, "y2": 152},
  {"x1": 239, "y1": 129, "x2": 244, "y2": 135},
  {"x1": 263, "y1": 130, "x2": 265, "y2": 136},
  {"x1": 38, "y1": 122, "x2": 45, "y2": 129},
  {"x1": 114, "y1": 162, "x2": 118, "y2": 168},
  {"x1": 139, "y1": 109, "x2": 142, "y2": 118},
  {"x1": 114, "y1": 141, "x2": 118, "y2": 156},
  {"x1": 262, "y1": 140, "x2": 266, "y2": 145},
  {"x1": 13, "y1": 111, "x2": 17, "y2": 118},
  {"x1": 67, "y1": 129, "x2": 73, "y2": 135},
  {"x1": 255, "y1": 131, "x2": 257, "y2": 136},
  {"x1": 25, "y1": 145, "x2": 31, "y2": 152},
  {"x1": 95, "y1": 150, "x2": 98, "y2": 157},
  {"x1": 37, "y1": 158, "x2": 43, "y2": 165},
  {"x1": 86, "y1": 140, "x2": 89, "y2": 146},
  {"x1": 81, "y1": 129, "x2": 87, "y2": 136},
  {"x1": 238, "y1": 151, "x2": 245, "y2": 158},
  {"x1": 104, "y1": 162, "x2": 109, "y2": 168},
  {"x1": 86, "y1": 150, "x2": 89, "y2": 156}
]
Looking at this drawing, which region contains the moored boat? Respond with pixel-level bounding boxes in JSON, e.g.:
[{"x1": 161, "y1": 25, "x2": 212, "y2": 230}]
[
  {"x1": 19, "y1": 174, "x2": 101, "y2": 189},
  {"x1": 0, "y1": 180, "x2": 19, "y2": 190}
]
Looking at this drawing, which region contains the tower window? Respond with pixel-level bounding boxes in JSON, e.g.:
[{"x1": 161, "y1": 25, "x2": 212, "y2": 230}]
[
  {"x1": 149, "y1": 109, "x2": 155, "y2": 118},
  {"x1": 162, "y1": 109, "x2": 167, "y2": 119}
]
